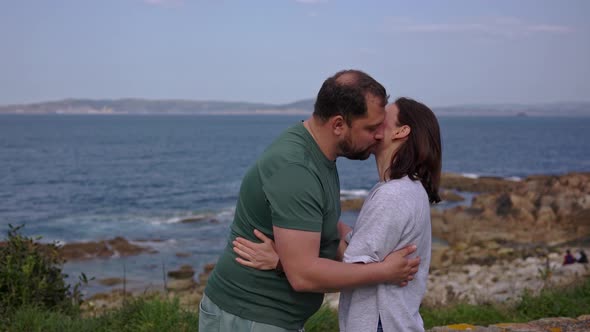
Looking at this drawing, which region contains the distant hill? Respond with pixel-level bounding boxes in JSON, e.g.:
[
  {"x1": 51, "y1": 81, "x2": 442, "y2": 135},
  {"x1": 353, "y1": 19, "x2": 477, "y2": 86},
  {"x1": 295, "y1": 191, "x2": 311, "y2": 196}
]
[
  {"x1": 0, "y1": 98, "x2": 589, "y2": 116},
  {"x1": 0, "y1": 98, "x2": 316, "y2": 115},
  {"x1": 434, "y1": 102, "x2": 590, "y2": 117}
]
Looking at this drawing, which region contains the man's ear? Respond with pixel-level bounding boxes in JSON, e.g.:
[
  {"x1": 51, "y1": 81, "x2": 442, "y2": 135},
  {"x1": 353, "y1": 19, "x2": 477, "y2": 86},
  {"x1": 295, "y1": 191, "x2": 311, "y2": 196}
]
[
  {"x1": 394, "y1": 125, "x2": 411, "y2": 139},
  {"x1": 331, "y1": 115, "x2": 346, "y2": 136}
]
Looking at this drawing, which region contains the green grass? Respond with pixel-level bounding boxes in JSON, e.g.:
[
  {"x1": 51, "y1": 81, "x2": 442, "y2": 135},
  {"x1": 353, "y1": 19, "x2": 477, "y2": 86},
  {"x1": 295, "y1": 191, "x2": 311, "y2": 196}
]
[
  {"x1": 3, "y1": 277, "x2": 589, "y2": 331},
  {"x1": 2, "y1": 299, "x2": 200, "y2": 332},
  {"x1": 305, "y1": 306, "x2": 340, "y2": 331},
  {"x1": 421, "y1": 303, "x2": 511, "y2": 328}
]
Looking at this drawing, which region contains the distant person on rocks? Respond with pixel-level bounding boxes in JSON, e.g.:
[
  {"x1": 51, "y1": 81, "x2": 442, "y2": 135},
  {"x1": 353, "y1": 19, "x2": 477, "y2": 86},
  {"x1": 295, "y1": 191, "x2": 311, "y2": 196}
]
[
  {"x1": 578, "y1": 250, "x2": 588, "y2": 264},
  {"x1": 563, "y1": 249, "x2": 576, "y2": 265}
]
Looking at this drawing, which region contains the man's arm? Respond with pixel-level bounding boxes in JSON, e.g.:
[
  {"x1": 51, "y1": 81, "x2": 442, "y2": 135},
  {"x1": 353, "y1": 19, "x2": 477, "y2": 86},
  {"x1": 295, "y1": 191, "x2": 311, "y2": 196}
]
[{"x1": 274, "y1": 226, "x2": 418, "y2": 293}]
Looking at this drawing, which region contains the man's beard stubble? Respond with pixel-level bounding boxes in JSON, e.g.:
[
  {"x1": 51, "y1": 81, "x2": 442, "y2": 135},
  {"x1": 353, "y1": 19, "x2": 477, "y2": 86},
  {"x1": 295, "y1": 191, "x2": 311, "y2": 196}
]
[{"x1": 338, "y1": 138, "x2": 374, "y2": 161}]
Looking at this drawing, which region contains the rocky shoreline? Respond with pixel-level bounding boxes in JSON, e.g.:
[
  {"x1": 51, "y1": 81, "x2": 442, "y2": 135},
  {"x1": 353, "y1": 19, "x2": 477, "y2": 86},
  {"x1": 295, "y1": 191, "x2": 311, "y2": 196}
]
[
  {"x1": 81, "y1": 257, "x2": 589, "y2": 331},
  {"x1": 9, "y1": 171, "x2": 587, "y2": 328}
]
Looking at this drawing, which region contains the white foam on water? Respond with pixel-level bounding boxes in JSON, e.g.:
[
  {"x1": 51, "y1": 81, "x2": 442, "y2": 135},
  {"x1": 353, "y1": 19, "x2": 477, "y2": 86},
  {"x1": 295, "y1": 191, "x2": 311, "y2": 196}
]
[
  {"x1": 340, "y1": 189, "x2": 369, "y2": 198},
  {"x1": 128, "y1": 238, "x2": 177, "y2": 248},
  {"x1": 150, "y1": 207, "x2": 236, "y2": 225},
  {"x1": 505, "y1": 176, "x2": 522, "y2": 182},
  {"x1": 460, "y1": 173, "x2": 522, "y2": 181}
]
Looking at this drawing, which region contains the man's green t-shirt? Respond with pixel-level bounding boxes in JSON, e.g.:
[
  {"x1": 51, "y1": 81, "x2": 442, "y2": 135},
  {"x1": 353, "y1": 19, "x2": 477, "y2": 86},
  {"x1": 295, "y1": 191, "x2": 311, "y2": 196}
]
[{"x1": 205, "y1": 122, "x2": 341, "y2": 330}]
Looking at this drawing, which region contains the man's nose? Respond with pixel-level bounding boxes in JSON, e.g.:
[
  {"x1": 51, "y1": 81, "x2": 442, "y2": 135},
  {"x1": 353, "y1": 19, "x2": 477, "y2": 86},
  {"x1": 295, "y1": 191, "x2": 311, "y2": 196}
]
[{"x1": 374, "y1": 125, "x2": 384, "y2": 141}]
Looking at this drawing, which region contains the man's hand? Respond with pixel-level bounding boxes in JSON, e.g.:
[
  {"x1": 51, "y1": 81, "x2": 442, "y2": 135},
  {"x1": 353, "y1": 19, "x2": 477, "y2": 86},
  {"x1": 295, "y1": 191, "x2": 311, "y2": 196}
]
[
  {"x1": 336, "y1": 221, "x2": 352, "y2": 261},
  {"x1": 233, "y1": 229, "x2": 279, "y2": 270},
  {"x1": 337, "y1": 221, "x2": 353, "y2": 239},
  {"x1": 380, "y1": 245, "x2": 420, "y2": 287}
]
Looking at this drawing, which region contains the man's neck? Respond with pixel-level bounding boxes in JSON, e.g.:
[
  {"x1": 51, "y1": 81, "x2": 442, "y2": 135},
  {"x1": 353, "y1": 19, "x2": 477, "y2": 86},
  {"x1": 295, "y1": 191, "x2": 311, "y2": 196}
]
[{"x1": 303, "y1": 117, "x2": 338, "y2": 161}]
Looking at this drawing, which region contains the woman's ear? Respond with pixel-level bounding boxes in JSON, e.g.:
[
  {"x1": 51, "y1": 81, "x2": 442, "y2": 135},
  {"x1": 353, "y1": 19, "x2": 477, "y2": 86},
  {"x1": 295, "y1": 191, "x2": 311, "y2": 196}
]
[{"x1": 394, "y1": 125, "x2": 411, "y2": 139}]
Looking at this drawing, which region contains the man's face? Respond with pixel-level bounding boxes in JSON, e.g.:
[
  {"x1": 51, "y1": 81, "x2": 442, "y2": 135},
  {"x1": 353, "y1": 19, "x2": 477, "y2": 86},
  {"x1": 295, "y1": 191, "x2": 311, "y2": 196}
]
[{"x1": 339, "y1": 94, "x2": 386, "y2": 160}]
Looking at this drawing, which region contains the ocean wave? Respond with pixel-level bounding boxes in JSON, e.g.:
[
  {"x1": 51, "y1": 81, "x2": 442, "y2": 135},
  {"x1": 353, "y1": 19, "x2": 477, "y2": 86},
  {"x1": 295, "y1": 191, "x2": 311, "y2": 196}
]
[
  {"x1": 505, "y1": 176, "x2": 522, "y2": 182},
  {"x1": 151, "y1": 208, "x2": 235, "y2": 225},
  {"x1": 129, "y1": 238, "x2": 177, "y2": 248},
  {"x1": 340, "y1": 189, "x2": 369, "y2": 198},
  {"x1": 459, "y1": 173, "x2": 523, "y2": 182}
]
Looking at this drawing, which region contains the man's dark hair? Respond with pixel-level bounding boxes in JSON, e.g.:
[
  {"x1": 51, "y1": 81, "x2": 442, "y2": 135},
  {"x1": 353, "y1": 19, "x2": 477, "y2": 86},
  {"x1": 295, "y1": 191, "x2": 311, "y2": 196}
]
[{"x1": 314, "y1": 70, "x2": 388, "y2": 125}]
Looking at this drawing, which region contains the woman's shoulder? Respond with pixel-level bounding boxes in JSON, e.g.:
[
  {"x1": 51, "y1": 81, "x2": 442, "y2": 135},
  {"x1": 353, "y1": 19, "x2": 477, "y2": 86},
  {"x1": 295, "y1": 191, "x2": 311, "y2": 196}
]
[
  {"x1": 376, "y1": 176, "x2": 424, "y2": 197},
  {"x1": 369, "y1": 177, "x2": 429, "y2": 211}
]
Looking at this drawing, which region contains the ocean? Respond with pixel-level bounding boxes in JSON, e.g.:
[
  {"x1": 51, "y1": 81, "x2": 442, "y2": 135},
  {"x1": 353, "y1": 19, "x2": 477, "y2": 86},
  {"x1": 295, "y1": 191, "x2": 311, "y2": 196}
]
[{"x1": 1, "y1": 114, "x2": 589, "y2": 293}]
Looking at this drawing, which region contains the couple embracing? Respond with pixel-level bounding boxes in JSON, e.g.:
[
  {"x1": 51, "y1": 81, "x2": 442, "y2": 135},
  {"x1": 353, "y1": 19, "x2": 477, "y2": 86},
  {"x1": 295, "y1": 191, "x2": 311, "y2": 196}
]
[{"x1": 200, "y1": 69, "x2": 442, "y2": 332}]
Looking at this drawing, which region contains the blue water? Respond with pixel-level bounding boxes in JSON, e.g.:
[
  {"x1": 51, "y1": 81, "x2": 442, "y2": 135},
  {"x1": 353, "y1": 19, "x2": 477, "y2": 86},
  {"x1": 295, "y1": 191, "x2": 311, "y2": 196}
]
[{"x1": 1, "y1": 114, "x2": 589, "y2": 293}]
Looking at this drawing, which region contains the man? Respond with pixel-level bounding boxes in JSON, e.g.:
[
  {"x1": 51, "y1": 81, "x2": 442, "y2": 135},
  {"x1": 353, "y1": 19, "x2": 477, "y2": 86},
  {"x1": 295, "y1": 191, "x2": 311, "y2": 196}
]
[{"x1": 200, "y1": 70, "x2": 420, "y2": 332}]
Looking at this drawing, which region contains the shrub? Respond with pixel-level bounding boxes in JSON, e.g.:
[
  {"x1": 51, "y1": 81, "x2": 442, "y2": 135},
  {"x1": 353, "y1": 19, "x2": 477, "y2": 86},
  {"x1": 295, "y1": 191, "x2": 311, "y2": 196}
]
[{"x1": 0, "y1": 224, "x2": 88, "y2": 320}]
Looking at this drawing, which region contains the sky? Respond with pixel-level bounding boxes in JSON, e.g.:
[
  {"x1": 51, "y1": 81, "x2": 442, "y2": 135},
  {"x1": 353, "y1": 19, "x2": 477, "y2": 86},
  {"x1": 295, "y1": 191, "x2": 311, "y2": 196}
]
[{"x1": 1, "y1": 0, "x2": 589, "y2": 107}]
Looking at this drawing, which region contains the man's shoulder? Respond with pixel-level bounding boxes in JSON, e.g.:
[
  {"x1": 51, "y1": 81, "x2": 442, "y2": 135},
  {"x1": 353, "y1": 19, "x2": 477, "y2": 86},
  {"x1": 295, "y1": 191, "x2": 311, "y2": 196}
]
[
  {"x1": 262, "y1": 123, "x2": 303, "y2": 152},
  {"x1": 259, "y1": 127, "x2": 320, "y2": 172}
]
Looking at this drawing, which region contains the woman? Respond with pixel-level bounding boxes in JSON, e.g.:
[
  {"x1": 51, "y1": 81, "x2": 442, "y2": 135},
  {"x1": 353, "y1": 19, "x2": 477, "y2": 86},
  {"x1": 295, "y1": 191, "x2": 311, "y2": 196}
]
[{"x1": 233, "y1": 97, "x2": 442, "y2": 332}]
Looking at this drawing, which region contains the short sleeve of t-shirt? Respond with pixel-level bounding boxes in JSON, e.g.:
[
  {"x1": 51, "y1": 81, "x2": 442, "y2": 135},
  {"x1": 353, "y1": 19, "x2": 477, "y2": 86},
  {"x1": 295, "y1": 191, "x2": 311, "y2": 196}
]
[{"x1": 262, "y1": 163, "x2": 324, "y2": 232}]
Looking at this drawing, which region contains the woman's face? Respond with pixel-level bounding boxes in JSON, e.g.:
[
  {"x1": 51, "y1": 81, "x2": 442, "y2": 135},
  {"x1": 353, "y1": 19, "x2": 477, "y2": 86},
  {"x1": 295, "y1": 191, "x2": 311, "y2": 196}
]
[{"x1": 373, "y1": 103, "x2": 401, "y2": 158}]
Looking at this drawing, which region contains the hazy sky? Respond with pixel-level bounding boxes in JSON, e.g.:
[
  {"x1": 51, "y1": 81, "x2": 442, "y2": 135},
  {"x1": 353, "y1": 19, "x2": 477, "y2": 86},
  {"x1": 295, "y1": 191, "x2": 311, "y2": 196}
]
[{"x1": 1, "y1": 0, "x2": 589, "y2": 106}]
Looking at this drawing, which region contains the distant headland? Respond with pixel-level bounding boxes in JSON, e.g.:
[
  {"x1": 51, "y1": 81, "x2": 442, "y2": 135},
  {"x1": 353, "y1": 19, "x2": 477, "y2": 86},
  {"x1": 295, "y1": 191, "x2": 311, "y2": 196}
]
[{"x1": 1, "y1": 98, "x2": 589, "y2": 117}]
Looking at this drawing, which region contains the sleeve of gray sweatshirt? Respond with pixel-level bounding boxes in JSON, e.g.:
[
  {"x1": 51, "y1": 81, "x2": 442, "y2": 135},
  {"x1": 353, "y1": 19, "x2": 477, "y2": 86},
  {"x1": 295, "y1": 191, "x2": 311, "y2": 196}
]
[{"x1": 342, "y1": 183, "x2": 414, "y2": 264}]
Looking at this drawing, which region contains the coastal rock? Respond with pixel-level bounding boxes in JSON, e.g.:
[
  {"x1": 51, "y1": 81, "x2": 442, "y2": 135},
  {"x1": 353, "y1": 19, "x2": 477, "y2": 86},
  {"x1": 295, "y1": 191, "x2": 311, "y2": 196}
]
[
  {"x1": 537, "y1": 206, "x2": 557, "y2": 225},
  {"x1": 81, "y1": 262, "x2": 217, "y2": 316},
  {"x1": 570, "y1": 208, "x2": 590, "y2": 225},
  {"x1": 178, "y1": 291, "x2": 203, "y2": 307},
  {"x1": 98, "y1": 277, "x2": 125, "y2": 287},
  {"x1": 60, "y1": 237, "x2": 156, "y2": 261},
  {"x1": 428, "y1": 315, "x2": 590, "y2": 332},
  {"x1": 432, "y1": 173, "x2": 590, "y2": 246},
  {"x1": 166, "y1": 279, "x2": 196, "y2": 291},
  {"x1": 440, "y1": 173, "x2": 519, "y2": 193},
  {"x1": 495, "y1": 193, "x2": 513, "y2": 217},
  {"x1": 441, "y1": 190, "x2": 465, "y2": 202},
  {"x1": 340, "y1": 198, "x2": 365, "y2": 211},
  {"x1": 513, "y1": 208, "x2": 535, "y2": 224},
  {"x1": 424, "y1": 246, "x2": 590, "y2": 307},
  {"x1": 83, "y1": 289, "x2": 133, "y2": 314},
  {"x1": 472, "y1": 194, "x2": 499, "y2": 211},
  {"x1": 203, "y1": 263, "x2": 216, "y2": 274},
  {"x1": 430, "y1": 245, "x2": 450, "y2": 270},
  {"x1": 179, "y1": 214, "x2": 219, "y2": 224},
  {"x1": 431, "y1": 214, "x2": 450, "y2": 240},
  {"x1": 510, "y1": 194, "x2": 536, "y2": 214},
  {"x1": 323, "y1": 292, "x2": 340, "y2": 309},
  {"x1": 539, "y1": 195, "x2": 555, "y2": 208},
  {"x1": 168, "y1": 266, "x2": 195, "y2": 279},
  {"x1": 578, "y1": 194, "x2": 590, "y2": 209}
]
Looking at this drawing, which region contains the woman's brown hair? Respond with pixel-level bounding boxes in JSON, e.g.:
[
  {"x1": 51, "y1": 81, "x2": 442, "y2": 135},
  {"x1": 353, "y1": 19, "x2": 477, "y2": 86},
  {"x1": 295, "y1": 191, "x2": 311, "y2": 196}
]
[{"x1": 388, "y1": 97, "x2": 442, "y2": 203}]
